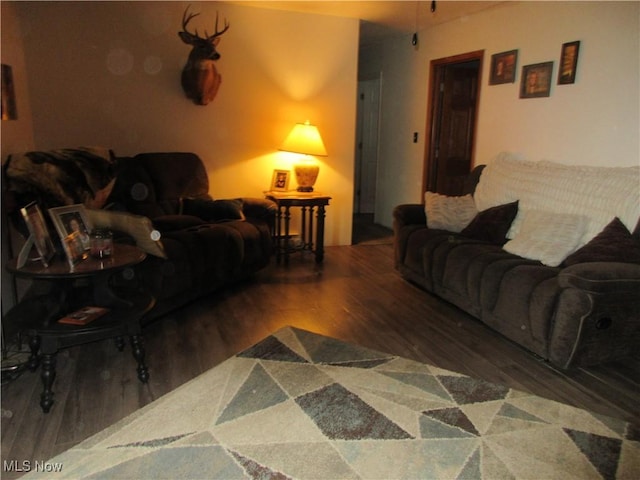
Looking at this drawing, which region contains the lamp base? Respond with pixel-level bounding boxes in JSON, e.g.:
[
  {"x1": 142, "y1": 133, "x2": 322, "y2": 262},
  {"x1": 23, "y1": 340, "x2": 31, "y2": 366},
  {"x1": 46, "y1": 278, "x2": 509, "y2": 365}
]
[{"x1": 294, "y1": 164, "x2": 319, "y2": 193}]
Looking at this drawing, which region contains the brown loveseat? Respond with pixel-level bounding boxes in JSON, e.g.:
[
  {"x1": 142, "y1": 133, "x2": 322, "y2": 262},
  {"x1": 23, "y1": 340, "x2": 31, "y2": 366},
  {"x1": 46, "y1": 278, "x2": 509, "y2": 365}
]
[
  {"x1": 394, "y1": 153, "x2": 640, "y2": 368},
  {"x1": 4, "y1": 148, "x2": 276, "y2": 323}
]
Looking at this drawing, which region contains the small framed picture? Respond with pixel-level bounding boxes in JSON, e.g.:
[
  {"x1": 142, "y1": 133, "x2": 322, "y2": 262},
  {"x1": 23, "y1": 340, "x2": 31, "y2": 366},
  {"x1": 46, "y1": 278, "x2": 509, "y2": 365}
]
[
  {"x1": 19, "y1": 202, "x2": 56, "y2": 267},
  {"x1": 558, "y1": 40, "x2": 580, "y2": 85},
  {"x1": 489, "y1": 49, "x2": 518, "y2": 85},
  {"x1": 270, "y1": 169, "x2": 290, "y2": 192},
  {"x1": 49, "y1": 204, "x2": 93, "y2": 265},
  {"x1": 520, "y1": 62, "x2": 554, "y2": 98}
]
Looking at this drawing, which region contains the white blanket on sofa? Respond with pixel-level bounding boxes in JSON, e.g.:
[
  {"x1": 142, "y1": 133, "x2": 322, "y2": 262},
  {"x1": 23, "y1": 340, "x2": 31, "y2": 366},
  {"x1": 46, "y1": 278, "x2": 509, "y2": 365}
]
[{"x1": 473, "y1": 152, "x2": 640, "y2": 248}]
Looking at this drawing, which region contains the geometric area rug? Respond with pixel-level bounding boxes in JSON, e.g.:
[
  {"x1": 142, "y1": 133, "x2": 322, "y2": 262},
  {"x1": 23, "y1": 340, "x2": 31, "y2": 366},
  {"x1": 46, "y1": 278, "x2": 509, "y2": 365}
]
[{"x1": 23, "y1": 327, "x2": 639, "y2": 479}]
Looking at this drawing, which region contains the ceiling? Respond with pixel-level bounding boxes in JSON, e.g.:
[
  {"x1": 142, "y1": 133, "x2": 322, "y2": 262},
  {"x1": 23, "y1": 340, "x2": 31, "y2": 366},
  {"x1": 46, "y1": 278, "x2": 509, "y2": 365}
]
[{"x1": 229, "y1": 1, "x2": 505, "y2": 45}]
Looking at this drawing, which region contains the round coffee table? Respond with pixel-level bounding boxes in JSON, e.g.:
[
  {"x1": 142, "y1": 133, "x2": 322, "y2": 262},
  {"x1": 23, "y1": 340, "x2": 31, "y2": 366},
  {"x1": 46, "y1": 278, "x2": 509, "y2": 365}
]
[{"x1": 6, "y1": 244, "x2": 155, "y2": 413}]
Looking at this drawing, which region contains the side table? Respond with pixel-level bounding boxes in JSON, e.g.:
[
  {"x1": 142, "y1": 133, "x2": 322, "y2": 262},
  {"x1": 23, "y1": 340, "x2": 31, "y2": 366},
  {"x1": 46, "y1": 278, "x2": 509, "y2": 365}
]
[
  {"x1": 265, "y1": 192, "x2": 331, "y2": 264},
  {"x1": 5, "y1": 244, "x2": 155, "y2": 413}
]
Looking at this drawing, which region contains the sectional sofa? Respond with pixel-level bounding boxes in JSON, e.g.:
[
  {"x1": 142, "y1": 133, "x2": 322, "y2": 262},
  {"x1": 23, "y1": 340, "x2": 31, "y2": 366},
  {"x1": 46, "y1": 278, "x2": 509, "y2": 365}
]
[
  {"x1": 394, "y1": 153, "x2": 640, "y2": 368},
  {"x1": 4, "y1": 148, "x2": 276, "y2": 323}
]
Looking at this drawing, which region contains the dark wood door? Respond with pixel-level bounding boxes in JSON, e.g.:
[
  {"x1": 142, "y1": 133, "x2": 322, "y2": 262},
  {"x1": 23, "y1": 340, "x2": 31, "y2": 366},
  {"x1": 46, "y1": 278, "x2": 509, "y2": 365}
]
[{"x1": 426, "y1": 53, "x2": 482, "y2": 196}]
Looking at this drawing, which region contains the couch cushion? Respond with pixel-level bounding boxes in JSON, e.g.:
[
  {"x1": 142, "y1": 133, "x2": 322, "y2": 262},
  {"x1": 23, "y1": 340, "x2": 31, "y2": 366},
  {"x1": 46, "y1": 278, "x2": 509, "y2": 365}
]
[
  {"x1": 424, "y1": 192, "x2": 477, "y2": 232},
  {"x1": 503, "y1": 210, "x2": 588, "y2": 267},
  {"x1": 152, "y1": 215, "x2": 205, "y2": 232},
  {"x1": 461, "y1": 201, "x2": 518, "y2": 245},
  {"x1": 402, "y1": 228, "x2": 446, "y2": 273},
  {"x1": 108, "y1": 153, "x2": 211, "y2": 218},
  {"x1": 181, "y1": 197, "x2": 246, "y2": 222},
  {"x1": 563, "y1": 217, "x2": 640, "y2": 266},
  {"x1": 483, "y1": 265, "x2": 560, "y2": 357}
]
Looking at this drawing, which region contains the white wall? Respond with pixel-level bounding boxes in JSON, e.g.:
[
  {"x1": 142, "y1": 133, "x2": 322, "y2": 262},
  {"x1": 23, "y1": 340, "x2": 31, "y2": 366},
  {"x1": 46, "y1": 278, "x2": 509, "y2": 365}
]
[
  {"x1": 8, "y1": 1, "x2": 358, "y2": 246},
  {"x1": 360, "y1": 1, "x2": 640, "y2": 228}
]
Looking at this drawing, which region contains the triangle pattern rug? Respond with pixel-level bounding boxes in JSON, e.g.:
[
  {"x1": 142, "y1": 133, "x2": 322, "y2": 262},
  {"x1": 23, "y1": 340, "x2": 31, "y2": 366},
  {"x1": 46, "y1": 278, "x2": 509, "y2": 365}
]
[{"x1": 24, "y1": 327, "x2": 639, "y2": 479}]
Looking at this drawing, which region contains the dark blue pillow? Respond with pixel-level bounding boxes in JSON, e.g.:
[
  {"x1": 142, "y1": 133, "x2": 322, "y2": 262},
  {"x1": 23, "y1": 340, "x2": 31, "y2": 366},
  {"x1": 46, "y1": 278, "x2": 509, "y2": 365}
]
[
  {"x1": 461, "y1": 201, "x2": 519, "y2": 245},
  {"x1": 181, "y1": 197, "x2": 245, "y2": 222},
  {"x1": 563, "y1": 217, "x2": 640, "y2": 266}
]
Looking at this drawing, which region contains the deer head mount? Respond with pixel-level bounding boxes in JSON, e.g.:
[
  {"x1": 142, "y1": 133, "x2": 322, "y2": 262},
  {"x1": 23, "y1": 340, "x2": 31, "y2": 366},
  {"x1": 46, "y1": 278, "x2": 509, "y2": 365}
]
[{"x1": 178, "y1": 6, "x2": 230, "y2": 106}]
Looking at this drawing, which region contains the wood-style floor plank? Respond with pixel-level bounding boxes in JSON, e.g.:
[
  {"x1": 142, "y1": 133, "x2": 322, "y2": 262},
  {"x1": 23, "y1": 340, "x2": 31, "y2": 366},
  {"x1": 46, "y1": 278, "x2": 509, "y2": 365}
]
[{"x1": 2, "y1": 243, "x2": 639, "y2": 480}]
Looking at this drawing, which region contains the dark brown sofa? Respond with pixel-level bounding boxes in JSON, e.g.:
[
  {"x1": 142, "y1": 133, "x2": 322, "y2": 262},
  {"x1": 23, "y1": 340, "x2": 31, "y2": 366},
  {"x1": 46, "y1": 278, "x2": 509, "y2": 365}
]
[
  {"x1": 394, "y1": 155, "x2": 640, "y2": 369},
  {"x1": 4, "y1": 149, "x2": 276, "y2": 323}
]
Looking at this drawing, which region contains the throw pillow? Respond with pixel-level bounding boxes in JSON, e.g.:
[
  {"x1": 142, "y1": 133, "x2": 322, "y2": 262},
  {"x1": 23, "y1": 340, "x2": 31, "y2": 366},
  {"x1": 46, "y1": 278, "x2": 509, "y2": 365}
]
[
  {"x1": 86, "y1": 209, "x2": 167, "y2": 259},
  {"x1": 503, "y1": 210, "x2": 588, "y2": 267},
  {"x1": 563, "y1": 217, "x2": 640, "y2": 266},
  {"x1": 461, "y1": 201, "x2": 519, "y2": 245},
  {"x1": 424, "y1": 192, "x2": 477, "y2": 232},
  {"x1": 181, "y1": 197, "x2": 246, "y2": 222}
]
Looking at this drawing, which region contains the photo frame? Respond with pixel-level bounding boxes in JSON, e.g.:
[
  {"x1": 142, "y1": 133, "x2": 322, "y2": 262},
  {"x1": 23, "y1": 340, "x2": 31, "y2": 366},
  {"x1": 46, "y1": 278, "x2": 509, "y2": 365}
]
[
  {"x1": 49, "y1": 204, "x2": 93, "y2": 266},
  {"x1": 18, "y1": 202, "x2": 56, "y2": 268},
  {"x1": 558, "y1": 40, "x2": 580, "y2": 85},
  {"x1": 489, "y1": 49, "x2": 518, "y2": 85},
  {"x1": 520, "y1": 62, "x2": 554, "y2": 98},
  {"x1": 270, "y1": 169, "x2": 290, "y2": 192}
]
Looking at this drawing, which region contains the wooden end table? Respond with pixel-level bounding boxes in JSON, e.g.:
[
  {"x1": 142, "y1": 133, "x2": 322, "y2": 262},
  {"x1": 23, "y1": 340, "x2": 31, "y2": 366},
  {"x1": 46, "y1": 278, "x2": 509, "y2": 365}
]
[
  {"x1": 265, "y1": 191, "x2": 331, "y2": 264},
  {"x1": 5, "y1": 244, "x2": 155, "y2": 413}
]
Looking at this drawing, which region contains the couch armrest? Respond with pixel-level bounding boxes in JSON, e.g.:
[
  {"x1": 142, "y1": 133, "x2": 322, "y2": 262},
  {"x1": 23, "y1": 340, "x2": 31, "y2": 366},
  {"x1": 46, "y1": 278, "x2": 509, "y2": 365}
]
[
  {"x1": 559, "y1": 262, "x2": 640, "y2": 295},
  {"x1": 240, "y1": 197, "x2": 277, "y2": 221},
  {"x1": 551, "y1": 263, "x2": 640, "y2": 368},
  {"x1": 393, "y1": 204, "x2": 426, "y2": 268},
  {"x1": 239, "y1": 197, "x2": 277, "y2": 236},
  {"x1": 393, "y1": 204, "x2": 426, "y2": 230}
]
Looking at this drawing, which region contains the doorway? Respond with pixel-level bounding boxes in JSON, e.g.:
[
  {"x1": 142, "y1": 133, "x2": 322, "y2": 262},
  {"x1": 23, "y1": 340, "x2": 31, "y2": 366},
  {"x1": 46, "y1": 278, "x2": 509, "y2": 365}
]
[
  {"x1": 354, "y1": 78, "x2": 381, "y2": 214},
  {"x1": 353, "y1": 77, "x2": 389, "y2": 245},
  {"x1": 425, "y1": 51, "x2": 483, "y2": 195}
]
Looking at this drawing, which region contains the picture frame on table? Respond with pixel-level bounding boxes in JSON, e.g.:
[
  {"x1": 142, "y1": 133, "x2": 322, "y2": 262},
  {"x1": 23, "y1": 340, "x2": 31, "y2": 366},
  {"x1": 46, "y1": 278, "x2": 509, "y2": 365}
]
[
  {"x1": 270, "y1": 169, "x2": 290, "y2": 192},
  {"x1": 489, "y1": 49, "x2": 518, "y2": 85},
  {"x1": 49, "y1": 204, "x2": 93, "y2": 266},
  {"x1": 18, "y1": 202, "x2": 56, "y2": 268},
  {"x1": 520, "y1": 61, "x2": 554, "y2": 98},
  {"x1": 558, "y1": 40, "x2": 580, "y2": 85}
]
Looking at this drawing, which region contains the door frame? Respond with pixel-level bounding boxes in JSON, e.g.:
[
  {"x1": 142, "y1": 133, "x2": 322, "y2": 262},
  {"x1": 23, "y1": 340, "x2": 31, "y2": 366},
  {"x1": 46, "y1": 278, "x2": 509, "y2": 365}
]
[{"x1": 423, "y1": 50, "x2": 484, "y2": 194}]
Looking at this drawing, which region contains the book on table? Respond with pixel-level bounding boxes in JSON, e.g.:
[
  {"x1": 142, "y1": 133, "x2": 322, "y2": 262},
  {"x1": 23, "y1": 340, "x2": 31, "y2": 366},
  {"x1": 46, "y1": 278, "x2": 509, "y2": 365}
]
[{"x1": 58, "y1": 306, "x2": 109, "y2": 325}]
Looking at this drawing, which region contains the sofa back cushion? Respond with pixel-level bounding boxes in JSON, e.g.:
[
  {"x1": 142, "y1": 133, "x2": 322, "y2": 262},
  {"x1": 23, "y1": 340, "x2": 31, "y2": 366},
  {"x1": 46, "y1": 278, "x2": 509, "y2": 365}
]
[
  {"x1": 108, "y1": 152, "x2": 211, "y2": 218},
  {"x1": 473, "y1": 152, "x2": 640, "y2": 250}
]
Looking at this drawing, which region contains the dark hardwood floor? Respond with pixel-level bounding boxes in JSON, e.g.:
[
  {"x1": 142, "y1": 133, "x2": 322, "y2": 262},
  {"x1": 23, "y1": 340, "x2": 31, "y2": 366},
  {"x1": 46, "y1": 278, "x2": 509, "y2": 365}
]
[{"x1": 2, "y1": 242, "x2": 639, "y2": 478}]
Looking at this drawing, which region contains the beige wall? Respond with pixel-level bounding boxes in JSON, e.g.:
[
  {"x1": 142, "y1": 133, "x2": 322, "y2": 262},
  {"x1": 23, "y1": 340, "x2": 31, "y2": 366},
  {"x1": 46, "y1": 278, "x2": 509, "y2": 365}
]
[
  {"x1": 8, "y1": 1, "x2": 358, "y2": 246},
  {"x1": 360, "y1": 1, "x2": 640, "y2": 228},
  {"x1": 0, "y1": 1, "x2": 35, "y2": 159}
]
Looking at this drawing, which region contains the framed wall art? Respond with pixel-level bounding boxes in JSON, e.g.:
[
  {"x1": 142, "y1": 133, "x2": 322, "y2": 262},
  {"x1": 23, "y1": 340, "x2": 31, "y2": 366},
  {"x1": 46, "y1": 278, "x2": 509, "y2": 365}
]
[
  {"x1": 520, "y1": 62, "x2": 554, "y2": 98},
  {"x1": 270, "y1": 169, "x2": 290, "y2": 192},
  {"x1": 489, "y1": 49, "x2": 518, "y2": 85},
  {"x1": 558, "y1": 40, "x2": 580, "y2": 85},
  {"x1": 49, "y1": 204, "x2": 93, "y2": 265},
  {"x1": 18, "y1": 202, "x2": 56, "y2": 268}
]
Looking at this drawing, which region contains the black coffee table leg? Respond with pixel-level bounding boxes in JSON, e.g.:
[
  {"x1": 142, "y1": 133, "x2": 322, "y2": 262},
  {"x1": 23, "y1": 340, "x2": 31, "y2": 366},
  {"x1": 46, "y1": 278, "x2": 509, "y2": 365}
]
[
  {"x1": 130, "y1": 335, "x2": 149, "y2": 383},
  {"x1": 40, "y1": 353, "x2": 56, "y2": 413}
]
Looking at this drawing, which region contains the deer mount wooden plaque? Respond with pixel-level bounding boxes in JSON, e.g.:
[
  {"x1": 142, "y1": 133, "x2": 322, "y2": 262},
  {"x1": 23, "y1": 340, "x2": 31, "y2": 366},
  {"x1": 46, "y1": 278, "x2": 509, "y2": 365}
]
[{"x1": 178, "y1": 6, "x2": 229, "y2": 105}]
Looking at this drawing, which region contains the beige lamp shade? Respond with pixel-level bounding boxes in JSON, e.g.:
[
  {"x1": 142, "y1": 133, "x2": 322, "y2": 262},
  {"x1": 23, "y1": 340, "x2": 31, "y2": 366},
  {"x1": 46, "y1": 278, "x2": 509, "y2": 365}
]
[
  {"x1": 279, "y1": 121, "x2": 327, "y2": 192},
  {"x1": 279, "y1": 121, "x2": 328, "y2": 157}
]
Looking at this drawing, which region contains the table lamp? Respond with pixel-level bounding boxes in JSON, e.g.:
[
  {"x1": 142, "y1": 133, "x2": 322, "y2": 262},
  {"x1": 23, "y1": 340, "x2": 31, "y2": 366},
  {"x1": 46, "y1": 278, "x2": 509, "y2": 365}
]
[{"x1": 279, "y1": 121, "x2": 327, "y2": 192}]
